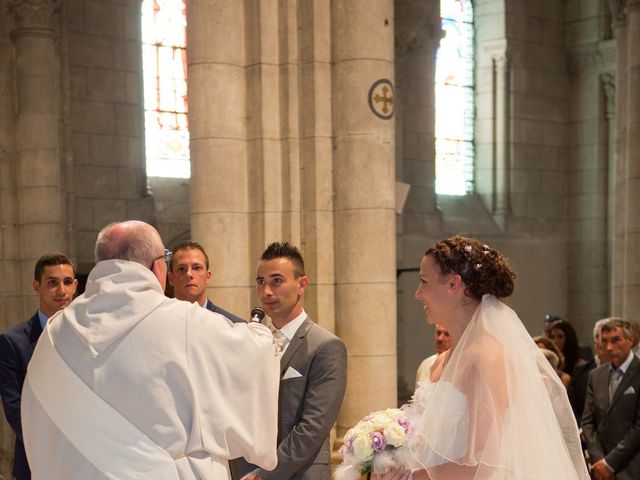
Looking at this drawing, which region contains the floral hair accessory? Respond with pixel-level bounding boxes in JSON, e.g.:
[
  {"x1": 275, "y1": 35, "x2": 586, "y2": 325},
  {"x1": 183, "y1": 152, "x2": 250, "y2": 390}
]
[
  {"x1": 475, "y1": 263, "x2": 482, "y2": 270},
  {"x1": 464, "y1": 245, "x2": 472, "y2": 253}
]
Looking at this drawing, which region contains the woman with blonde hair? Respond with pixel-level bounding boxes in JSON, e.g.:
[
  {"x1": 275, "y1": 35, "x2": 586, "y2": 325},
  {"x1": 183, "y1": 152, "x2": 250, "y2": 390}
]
[{"x1": 533, "y1": 335, "x2": 572, "y2": 389}]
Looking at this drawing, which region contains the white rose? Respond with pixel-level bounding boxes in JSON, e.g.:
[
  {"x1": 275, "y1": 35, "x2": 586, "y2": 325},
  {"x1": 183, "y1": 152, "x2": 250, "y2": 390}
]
[
  {"x1": 369, "y1": 412, "x2": 392, "y2": 426},
  {"x1": 384, "y1": 408, "x2": 404, "y2": 420},
  {"x1": 352, "y1": 421, "x2": 373, "y2": 436},
  {"x1": 383, "y1": 423, "x2": 406, "y2": 447},
  {"x1": 352, "y1": 433, "x2": 374, "y2": 462}
]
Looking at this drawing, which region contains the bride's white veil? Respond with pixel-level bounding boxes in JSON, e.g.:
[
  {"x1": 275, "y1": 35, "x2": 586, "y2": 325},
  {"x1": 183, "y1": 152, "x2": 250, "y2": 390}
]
[{"x1": 404, "y1": 295, "x2": 590, "y2": 480}]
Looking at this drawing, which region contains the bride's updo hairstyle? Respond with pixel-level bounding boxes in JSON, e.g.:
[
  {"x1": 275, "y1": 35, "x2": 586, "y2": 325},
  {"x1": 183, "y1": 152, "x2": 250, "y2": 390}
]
[{"x1": 425, "y1": 235, "x2": 516, "y2": 299}]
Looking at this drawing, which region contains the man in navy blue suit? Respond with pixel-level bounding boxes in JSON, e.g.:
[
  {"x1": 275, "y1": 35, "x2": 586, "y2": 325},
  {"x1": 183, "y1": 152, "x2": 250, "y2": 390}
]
[
  {"x1": 0, "y1": 253, "x2": 77, "y2": 479},
  {"x1": 168, "y1": 241, "x2": 245, "y2": 323}
]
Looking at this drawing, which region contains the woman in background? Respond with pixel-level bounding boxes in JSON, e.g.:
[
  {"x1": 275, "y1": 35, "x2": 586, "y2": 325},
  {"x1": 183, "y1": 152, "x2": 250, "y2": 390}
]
[
  {"x1": 549, "y1": 321, "x2": 587, "y2": 375},
  {"x1": 533, "y1": 335, "x2": 571, "y2": 389}
]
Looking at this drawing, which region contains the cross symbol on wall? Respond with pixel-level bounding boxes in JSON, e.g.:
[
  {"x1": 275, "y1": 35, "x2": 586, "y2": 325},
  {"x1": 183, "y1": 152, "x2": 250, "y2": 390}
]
[{"x1": 374, "y1": 85, "x2": 393, "y2": 114}]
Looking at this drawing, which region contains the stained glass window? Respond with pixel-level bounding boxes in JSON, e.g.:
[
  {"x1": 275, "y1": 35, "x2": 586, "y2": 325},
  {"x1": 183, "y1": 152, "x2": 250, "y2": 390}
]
[
  {"x1": 142, "y1": 0, "x2": 190, "y2": 178},
  {"x1": 435, "y1": 0, "x2": 474, "y2": 195}
]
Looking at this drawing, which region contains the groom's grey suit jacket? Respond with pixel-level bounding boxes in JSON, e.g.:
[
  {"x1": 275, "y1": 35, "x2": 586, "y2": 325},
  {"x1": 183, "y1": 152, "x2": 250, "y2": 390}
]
[
  {"x1": 232, "y1": 316, "x2": 347, "y2": 480},
  {"x1": 581, "y1": 355, "x2": 640, "y2": 480}
]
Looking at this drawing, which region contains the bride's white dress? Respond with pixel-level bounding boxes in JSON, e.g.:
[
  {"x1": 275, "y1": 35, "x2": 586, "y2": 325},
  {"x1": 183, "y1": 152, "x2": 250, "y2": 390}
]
[
  {"x1": 401, "y1": 295, "x2": 590, "y2": 480},
  {"x1": 403, "y1": 380, "x2": 468, "y2": 468}
]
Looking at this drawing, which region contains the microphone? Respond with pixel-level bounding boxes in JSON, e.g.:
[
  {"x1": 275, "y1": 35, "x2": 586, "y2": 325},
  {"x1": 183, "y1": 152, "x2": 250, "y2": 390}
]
[{"x1": 250, "y1": 306, "x2": 265, "y2": 323}]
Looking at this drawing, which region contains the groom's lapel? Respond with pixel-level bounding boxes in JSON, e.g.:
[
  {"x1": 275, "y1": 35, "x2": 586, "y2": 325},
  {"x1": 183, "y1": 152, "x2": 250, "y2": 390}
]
[{"x1": 280, "y1": 317, "x2": 312, "y2": 377}]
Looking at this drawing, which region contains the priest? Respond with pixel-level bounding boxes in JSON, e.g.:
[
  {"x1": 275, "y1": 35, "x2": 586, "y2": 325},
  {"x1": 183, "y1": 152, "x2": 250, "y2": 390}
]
[{"x1": 21, "y1": 220, "x2": 280, "y2": 480}]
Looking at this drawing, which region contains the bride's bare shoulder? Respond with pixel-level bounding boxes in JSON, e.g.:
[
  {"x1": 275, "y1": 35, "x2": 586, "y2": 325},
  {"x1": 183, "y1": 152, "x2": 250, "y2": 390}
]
[{"x1": 465, "y1": 334, "x2": 505, "y2": 368}]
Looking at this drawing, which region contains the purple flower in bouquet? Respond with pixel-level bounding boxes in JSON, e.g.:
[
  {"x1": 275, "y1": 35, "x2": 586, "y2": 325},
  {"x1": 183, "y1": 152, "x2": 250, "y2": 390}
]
[
  {"x1": 336, "y1": 408, "x2": 413, "y2": 480},
  {"x1": 397, "y1": 416, "x2": 413, "y2": 435},
  {"x1": 342, "y1": 436, "x2": 354, "y2": 455},
  {"x1": 370, "y1": 431, "x2": 387, "y2": 453}
]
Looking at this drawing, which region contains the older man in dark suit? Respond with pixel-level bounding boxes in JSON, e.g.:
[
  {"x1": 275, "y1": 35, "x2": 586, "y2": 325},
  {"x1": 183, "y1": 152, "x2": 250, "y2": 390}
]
[
  {"x1": 0, "y1": 253, "x2": 77, "y2": 480},
  {"x1": 233, "y1": 242, "x2": 347, "y2": 480},
  {"x1": 168, "y1": 240, "x2": 244, "y2": 323},
  {"x1": 582, "y1": 319, "x2": 640, "y2": 480}
]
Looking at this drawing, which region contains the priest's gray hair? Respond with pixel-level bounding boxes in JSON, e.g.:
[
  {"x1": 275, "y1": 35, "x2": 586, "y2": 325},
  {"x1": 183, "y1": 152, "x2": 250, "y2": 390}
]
[{"x1": 95, "y1": 220, "x2": 163, "y2": 267}]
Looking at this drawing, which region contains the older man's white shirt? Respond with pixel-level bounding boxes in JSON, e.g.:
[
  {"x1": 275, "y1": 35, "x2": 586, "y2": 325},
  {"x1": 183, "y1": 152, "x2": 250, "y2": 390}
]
[{"x1": 22, "y1": 259, "x2": 279, "y2": 480}]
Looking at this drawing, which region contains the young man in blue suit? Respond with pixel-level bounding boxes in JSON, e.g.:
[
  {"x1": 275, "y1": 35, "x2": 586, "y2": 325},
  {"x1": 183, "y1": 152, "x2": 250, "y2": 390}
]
[
  {"x1": 233, "y1": 242, "x2": 347, "y2": 480},
  {"x1": 0, "y1": 253, "x2": 77, "y2": 480},
  {"x1": 168, "y1": 241, "x2": 245, "y2": 323}
]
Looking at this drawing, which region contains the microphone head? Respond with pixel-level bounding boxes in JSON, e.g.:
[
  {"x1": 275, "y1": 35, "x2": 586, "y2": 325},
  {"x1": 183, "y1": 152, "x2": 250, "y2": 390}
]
[{"x1": 250, "y1": 306, "x2": 265, "y2": 323}]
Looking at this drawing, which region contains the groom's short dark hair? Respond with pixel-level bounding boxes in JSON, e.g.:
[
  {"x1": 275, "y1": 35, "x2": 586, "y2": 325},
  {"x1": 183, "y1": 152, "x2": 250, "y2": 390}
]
[{"x1": 260, "y1": 242, "x2": 305, "y2": 278}]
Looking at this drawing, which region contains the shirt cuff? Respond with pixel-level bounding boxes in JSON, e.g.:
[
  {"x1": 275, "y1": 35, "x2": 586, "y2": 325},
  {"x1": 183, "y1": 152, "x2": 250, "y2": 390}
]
[{"x1": 602, "y1": 458, "x2": 615, "y2": 473}]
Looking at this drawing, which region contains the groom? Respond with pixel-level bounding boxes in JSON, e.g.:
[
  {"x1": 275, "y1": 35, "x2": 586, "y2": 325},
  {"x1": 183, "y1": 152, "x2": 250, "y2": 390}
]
[{"x1": 233, "y1": 242, "x2": 347, "y2": 480}]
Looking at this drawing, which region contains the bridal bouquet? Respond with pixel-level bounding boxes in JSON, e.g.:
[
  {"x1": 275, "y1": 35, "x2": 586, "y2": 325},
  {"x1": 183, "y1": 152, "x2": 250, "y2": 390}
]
[{"x1": 335, "y1": 408, "x2": 413, "y2": 480}]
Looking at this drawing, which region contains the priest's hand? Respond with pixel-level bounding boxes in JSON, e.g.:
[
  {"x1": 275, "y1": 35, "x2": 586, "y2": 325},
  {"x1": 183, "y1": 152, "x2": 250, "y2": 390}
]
[{"x1": 591, "y1": 459, "x2": 614, "y2": 480}]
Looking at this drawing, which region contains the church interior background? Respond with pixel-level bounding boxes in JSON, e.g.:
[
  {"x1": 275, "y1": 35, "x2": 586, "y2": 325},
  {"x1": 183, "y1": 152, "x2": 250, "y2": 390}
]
[{"x1": 0, "y1": 0, "x2": 635, "y2": 474}]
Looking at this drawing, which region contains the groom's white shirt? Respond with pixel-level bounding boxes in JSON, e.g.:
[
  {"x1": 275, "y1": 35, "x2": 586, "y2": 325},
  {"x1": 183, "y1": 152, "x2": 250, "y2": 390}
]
[
  {"x1": 22, "y1": 260, "x2": 280, "y2": 480},
  {"x1": 270, "y1": 309, "x2": 306, "y2": 353}
]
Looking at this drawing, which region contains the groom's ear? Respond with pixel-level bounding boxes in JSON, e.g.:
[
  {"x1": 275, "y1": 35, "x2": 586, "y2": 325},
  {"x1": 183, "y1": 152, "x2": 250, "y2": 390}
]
[{"x1": 297, "y1": 275, "x2": 309, "y2": 294}]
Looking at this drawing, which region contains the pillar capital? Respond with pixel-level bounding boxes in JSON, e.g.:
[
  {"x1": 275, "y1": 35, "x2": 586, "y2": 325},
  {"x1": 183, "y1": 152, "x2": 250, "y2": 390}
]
[
  {"x1": 482, "y1": 39, "x2": 509, "y2": 70},
  {"x1": 9, "y1": 0, "x2": 59, "y2": 35},
  {"x1": 601, "y1": 72, "x2": 616, "y2": 120},
  {"x1": 609, "y1": 0, "x2": 627, "y2": 27},
  {"x1": 627, "y1": 0, "x2": 640, "y2": 12},
  {"x1": 395, "y1": 1, "x2": 442, "y2": 55}
]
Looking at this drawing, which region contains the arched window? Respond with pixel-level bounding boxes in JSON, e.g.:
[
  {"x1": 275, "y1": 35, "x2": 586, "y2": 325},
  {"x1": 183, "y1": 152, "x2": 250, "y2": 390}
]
[
  {"x1": 435, "y1": 0, "x2": 474, "y2": 195},
  {"x1": 141, "y1": 0, "x2": 190, "y2": 178}
]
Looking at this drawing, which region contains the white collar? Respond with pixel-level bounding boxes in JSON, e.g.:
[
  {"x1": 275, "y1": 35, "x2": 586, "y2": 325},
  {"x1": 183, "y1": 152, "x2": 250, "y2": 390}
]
[{"x1": 272, "y1": 309, "x2": 307, "y2": 341}]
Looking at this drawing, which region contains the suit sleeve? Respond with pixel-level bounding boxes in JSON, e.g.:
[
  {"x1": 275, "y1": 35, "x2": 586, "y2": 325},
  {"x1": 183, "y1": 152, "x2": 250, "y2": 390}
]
[
  {"x1": 603, "y1": 377, "x2": 640, "y2": 471},
  {"x1": 567, "y1": 366, "x2": 582, "y2": 418},
  {"x1": 256, "y1": 337, "x2": 347, "y2": 480},
  {"x1": 0, "y1": 334, "x2": 25, "y2": 441},
  {"x1": 581, "y1": 369, "x2": 605, "y2": 463}
]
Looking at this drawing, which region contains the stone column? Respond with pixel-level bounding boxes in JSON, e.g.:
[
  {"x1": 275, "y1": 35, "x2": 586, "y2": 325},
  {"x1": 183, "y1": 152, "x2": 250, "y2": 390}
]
[
  {"x1": 492, "y1": 49, "x2": 511, "y2": 225},
  {"x1": 394, "y1": 0, "x2": 442, "y2": 403},
  {"x1": 10, "y1": 0, "x2": 66, "y2": 313},
  {"x1": 395, "y1": 1, "x2": 441, "y2": 230},
  {"x1": 623, "y1": 0, "x2": 640, "y2": 319},
  {"x1": 187, "y1": 0, "x2": 251, "y2": 315},
  {"x1": 601, "y1": 72, "x2": 616, "y2": 315},
  {"x1": 297, "y1": 1, "x2": 336, "y2": 333},
  {"x1": 1, "y1": 5, "x2": 21, "y2": 329},
  {"x1": 332, "y1": 0, "x2": 397, "y2": 435},
  {"x1": 610, "y1": 0, "x2": 627, "y2": 316},
  {"x1": 0, "y1": 4, "x2": 21, "y2": 477},
  {"x1": 480, "y1": 40, "x2": 511, "y2": 229}
]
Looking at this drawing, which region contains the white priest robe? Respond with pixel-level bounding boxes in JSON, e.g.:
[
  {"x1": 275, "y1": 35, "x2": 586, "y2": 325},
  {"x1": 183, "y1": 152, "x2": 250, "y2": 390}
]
[{"x1": 21, "y1": 259, "x2": 280, "y2": 480}]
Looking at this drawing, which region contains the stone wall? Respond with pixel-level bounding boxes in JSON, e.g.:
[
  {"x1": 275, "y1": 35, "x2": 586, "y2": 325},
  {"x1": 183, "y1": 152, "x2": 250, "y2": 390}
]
[
  {"x1": 566, "y1": 0, "x2": 615, "y2": 338},
  {"x1": 66, "y1": 0, "x2": 154, "y2": 273}
]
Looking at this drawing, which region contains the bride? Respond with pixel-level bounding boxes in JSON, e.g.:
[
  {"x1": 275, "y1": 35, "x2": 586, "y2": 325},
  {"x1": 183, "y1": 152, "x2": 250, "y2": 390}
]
[{"x1": 377, "y1": 236, "x2": 589, "y2": 480}]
